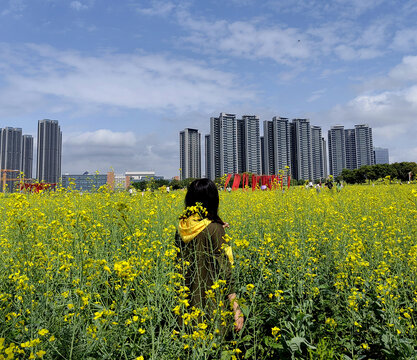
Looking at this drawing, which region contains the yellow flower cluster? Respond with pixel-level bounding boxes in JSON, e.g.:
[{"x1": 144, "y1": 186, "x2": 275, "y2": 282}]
[{"x1": 0, "y1": 183, "x2": 415, "y2": 358}]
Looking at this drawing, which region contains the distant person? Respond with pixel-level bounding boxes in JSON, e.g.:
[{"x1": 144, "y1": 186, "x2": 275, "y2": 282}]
[
  {"x1": 325, "y1": 179, "x2": 333, "y2": 190},
  {"x1": 175, "y1": 178, "x2": 243, "y2": 333},
  {"x1": 336, "y1": 180, "x2": 341, "y2": 192}
]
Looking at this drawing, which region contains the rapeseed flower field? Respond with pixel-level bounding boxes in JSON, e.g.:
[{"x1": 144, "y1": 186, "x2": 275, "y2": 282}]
[{"x1": 0, "y1": 184, "x2": 416, "y2": 359}]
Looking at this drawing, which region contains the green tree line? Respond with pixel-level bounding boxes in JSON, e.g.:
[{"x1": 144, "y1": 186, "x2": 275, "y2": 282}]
[
  {"x1": 130, "y1": 178, "x2": 197, "y2": 191},
  {"x1": 339, "y1": 162, "x2": 417, "y2": 184}
]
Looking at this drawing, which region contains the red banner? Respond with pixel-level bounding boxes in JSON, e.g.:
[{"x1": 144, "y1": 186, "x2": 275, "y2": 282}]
[
  {"x1": 244, "y1": 173, "x2": 249, "y2": 189},
  {"x1": 232, "y1": 174, "x2": 241, "y2": 191},
  {"x1": 224, "y1": 174, "x2": 232, "y2": 191},
  {"x1": 20, "y1": 183, "x2": 56, "y2": 193}
]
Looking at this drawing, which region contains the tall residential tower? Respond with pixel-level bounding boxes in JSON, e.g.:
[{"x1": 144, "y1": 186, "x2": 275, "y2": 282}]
[
  {"x1": 242, "y1": 115, "x2": 261, "y2": 174},
  {"x1": 291, "y1": 118, "x2": 312, "y2": 181},
  {"x1": 207, "y1": 113, "x2": 238, "y2": 179},
  {"x1": 0, "y1": 127, "x2": 22, "y2": 172},
  {"x1": 354, "y1": 124, "x2": 374, "y2": 168},
  {"x1": 22, "y1": 135, "x2": 33, "y2": 178},
  {"x1": 37, "y1": 119, "x2": 62, "y2": 183},
  {"x1": 328, "y1": 125, "x2": 346, "y2": 177},
  {"x1": 179, "y1": 128, "x2": 201, "y2": 180}
]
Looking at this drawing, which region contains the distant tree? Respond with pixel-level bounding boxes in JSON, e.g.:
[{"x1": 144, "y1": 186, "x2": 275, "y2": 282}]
[
  {"x1": 339, "y1": 162, "x2": 417, "y2": 184},
  {"x1": 180, "y1": 178, "x2": 196, "y2": 189},
  {"x1": 131, "y1": 181, "x2": 147, "y2": 191},
  {"x1": 340, "y1": 169, "x2": 355, "y2": 184},
  {"x1": 169, "y1": 178, "x2": 182, "y2": 190}
]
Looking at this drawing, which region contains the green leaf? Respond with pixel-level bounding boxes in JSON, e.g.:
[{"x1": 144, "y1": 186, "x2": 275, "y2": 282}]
[
  {"x1": 245, "y1": 347, "x2": 255, "y2": 359},
  {"x1": 264, "y1": 336, "x2": 281, "y2": 349},
  {"x1": 242, "y1": 334, "x2": 252, "y2": 343},
  {"x1": 221, "y1": 350, "x2": 232, "y2": 360}
]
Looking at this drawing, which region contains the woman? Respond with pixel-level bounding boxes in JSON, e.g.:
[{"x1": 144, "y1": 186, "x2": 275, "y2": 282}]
[{"x1": 175, "y1": 178, "x2": 244, "y2": 332}]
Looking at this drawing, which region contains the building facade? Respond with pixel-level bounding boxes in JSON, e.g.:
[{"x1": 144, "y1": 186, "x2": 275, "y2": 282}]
[
  {"x1": 242, "y1": 115, "x2": 261, "y2": 174},
  {"x1": 344, "y1": 128, "x2": 357, "y2": 170},
  {"x1": 61, "y1": 173, "x2": 108, "y2": 191},
  {"x1": 37, "y1": 119, "x2": 62, "y2": 183},
  {"x1": 291, "y1": 119, "x2": 312, "y2": 181},
  {"x1": 209, "y1": 116, "x2": 221, "y2": 180},
  {"x1": 328, "y1": 125, "x2": 346, "y2": 177},
  {"x1": 205, "y1": 134, "x2": 211, "y2": 179},
  {"x1": 321, "y1": 137, "x2": 328, "y2": 178},
  {"x1": 311, "y1": 125, "x2": 324, "y2": 181},
  {"x1": 273, "y1": 117, "x2": 291, "y2": 175},
  {"x1": 179, "y1": 128, "x2": 201, "y2": 180},
  {"x1": 261, "y1": 117, "x2": 291, "y2": 176},
  {"x1": 262, "y1": 120, "x2": 275, "y2": 175},
  {"x1": 0, "y1": 127, "x2": 22, "y2": 172},
  {"x1": 355, "y1": 124, "x2": 374, "y2": 168},
  {"x1": 22, "y1": 135, "x2": 33, "y2": 178},
  {"x1": 236, "y1": 119, "x2": 245, "y2": 173},
  {"x1": 374, "y1": 147, "x2": 389, "y2": 164},
  {"x1": 207, "y1": 113, "x2": 238, "y2": 180},
  {"x1": 0, "y1": 127, "x2": 23, "y2": 191}
]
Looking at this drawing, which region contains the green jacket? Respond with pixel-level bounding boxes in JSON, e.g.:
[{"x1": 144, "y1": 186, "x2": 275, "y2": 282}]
[{"x1": 175, "y1": 222, "x2": 234, "y2": 313}]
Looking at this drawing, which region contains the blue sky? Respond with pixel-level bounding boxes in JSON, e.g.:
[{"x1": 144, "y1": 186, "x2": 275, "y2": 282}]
[{"x1": 1, "y1": 0, "x2": 417, "y2": 177}]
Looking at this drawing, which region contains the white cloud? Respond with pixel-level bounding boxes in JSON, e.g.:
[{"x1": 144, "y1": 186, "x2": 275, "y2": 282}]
[
  {"x1": 172, "y1": 7, "x2": 395, "y2": 69},
  {"x1": 179, "y1": 14, "x2": 312, "y2": 65},
  {"x1": 135, "y1": 1, "x2": 176, "y2": 16},
  {"x1": 62, "y1": 130, "x2": 178, "y2": 176},
  {"x1": 65, "y1": 129, "x2": 136, "y2": 147},
  {"x1": 319, "y1": 56, "x2": 417, "y2": 162},
  {"x1": 358, "y1": 55, "x2": 417, "y2": 92},
  {"x1": 307, "y1": 89, "x2": 326, "y2": 103},
  {"x1": 1, "y1": 0, "x2": 25, "y2": 17},
  {"x1": 392, "y1": 28, "x2": 417, "y2": 51},
  {"x1": 389, "y1": 56, "x2": 417, "y2": 82},
  {"x1": 70, "y1": 1, "x2": 89, "y2": 11},
  {"x1": 0, "y1": 43, "x2": 255, "y2": 115},
  {"x1": 265, "y1": 0, "x2": 386, "y2": 19}
]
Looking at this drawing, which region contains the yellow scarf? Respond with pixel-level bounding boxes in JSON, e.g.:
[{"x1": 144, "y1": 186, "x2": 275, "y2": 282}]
[{"x1": 178, "y1": 214, "x2": 212, "y2": 243}]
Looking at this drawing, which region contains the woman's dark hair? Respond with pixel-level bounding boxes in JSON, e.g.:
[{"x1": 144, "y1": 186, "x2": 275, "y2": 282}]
[{"x1": 185, "y1": 178, "x2": 224, "y2": 224}]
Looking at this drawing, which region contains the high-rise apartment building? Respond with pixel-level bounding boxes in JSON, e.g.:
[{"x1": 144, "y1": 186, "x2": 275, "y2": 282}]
[
  {"x1": 37, "y1": 119, "x2": 62, "y2": 183},
  {"x1": 220, "y1": 113, "x2": 238, "y2": 176},
  {"x1": 262, "y1": 117, "x2": 291, "y2": 176},
  {"x1": 236, "y1": 119, "x2": 245, "y2": 173},
  {"x1": 344, "y1": 128, "x2": 356, "y2": 170},
  {"x1": 205, "y1": 134, "x2": 211, "y2": 179},
  {"x1": 272, "y1": 117, "x2": 291, "y2": 175},
  {"x1": 0, "y1": 127, "x2": 22, "y2": 172},
  {"x1": 209, "y1": 116, "x2": 221, "y2": 180},
  {"x1": 311, "y1": 125, "x2": 325, "y2": 180},
  {"x1": 179, "y1": 128, "x2": 201, "y2": 180},
  {"x1": 291, "y1": 119, "x2": 312, "y2": 180},
  {"x1": 22, "y1": 135, "x2": 33, "y2": 178},
  {"x1": 328, "y1": 125, "x2": 346, "y2": 177},
  {"x1": 0, "y1": 127, "x2": 23, "y2": 191},
  {"x1": 262, "y1": 120, "x2": 275, "y2": 175},
  {"x1": 260, "y1": 136, "x2": 265, "y2": 174},
  {"x1": 242, "y1": 115, "x2": 261, "y2": 174},
  {"x1": 207, "y1": 113, "x2": 238, "y2": 179},
  {"x1": 321, "y1": 137, "x2": 328, "y2": 178},
  {"x1": 374, "y1": 147, "x2": 389, "y2": 164},
  {"x1": 355, "y1": 124, "x2": 374, "y2": 168}
]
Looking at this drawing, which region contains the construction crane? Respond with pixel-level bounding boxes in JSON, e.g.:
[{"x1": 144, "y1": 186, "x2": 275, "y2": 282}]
[{"x1": 0, "y1": 169, "x2": 24, "y2": 193}]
